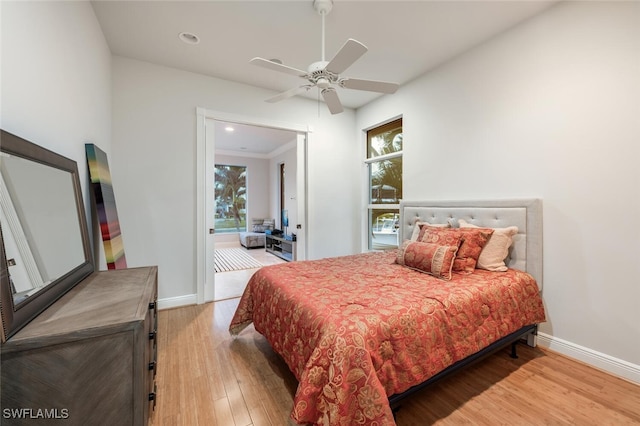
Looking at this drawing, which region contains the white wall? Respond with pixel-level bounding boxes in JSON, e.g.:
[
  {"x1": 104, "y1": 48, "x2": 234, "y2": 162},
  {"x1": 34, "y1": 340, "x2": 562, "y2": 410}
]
[
  {"x1": 111, "y1": 57, "x2": 358, "y2": 301},
  {"x1": 357, "y1": 1, "x2": 640, "y2": 375},
  {"x1": 1, "y1": 1, "x2": 112, "y2": 256}
]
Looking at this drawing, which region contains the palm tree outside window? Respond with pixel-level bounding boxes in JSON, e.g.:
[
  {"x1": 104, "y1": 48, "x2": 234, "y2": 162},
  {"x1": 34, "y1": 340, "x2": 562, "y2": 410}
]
[{"x1": 214, "y1": 165, "x2": 247, "y2": 233}]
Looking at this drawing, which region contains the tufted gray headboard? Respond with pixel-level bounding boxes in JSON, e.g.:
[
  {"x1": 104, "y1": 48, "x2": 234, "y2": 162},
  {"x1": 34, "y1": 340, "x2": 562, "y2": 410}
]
[{"x1": 399, "y1": 199, "x2": 543, "y2": 290}]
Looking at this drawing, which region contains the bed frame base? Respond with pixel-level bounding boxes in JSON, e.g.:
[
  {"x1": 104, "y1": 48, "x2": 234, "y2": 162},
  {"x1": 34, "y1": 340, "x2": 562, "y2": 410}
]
[{"x1": 388, "y1": 324, "x2": 537, "y2": 408}]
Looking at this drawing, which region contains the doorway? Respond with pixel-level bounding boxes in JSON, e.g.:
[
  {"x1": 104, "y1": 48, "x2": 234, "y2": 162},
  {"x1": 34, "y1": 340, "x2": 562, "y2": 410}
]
[{"x1": 196, "y1": 108, "x2": 309, "y2": 303}]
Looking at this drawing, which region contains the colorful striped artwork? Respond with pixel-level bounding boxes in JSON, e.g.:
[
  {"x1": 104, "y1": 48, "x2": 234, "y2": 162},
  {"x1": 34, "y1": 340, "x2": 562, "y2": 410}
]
[{"x1": 85, "y1": 144, "x2": 127, "y2": 270}]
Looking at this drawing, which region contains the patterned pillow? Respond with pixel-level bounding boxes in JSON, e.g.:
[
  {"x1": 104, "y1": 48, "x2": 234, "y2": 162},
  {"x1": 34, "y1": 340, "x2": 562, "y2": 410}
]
[
  {"x1": 419, "y1": 225, "x2": 493, "y2": 274},
  {"x1": 250, "y1": 218, "x2": 275, "y2": 233},
  {"x1": 459, "y1": 219, "x2": 518, "y2": 272},
  {"x1": 396, "y1": 240, "x2": 460, "y2": 280},
  {"x1": 252, "y1": 224, "x2": 268, "y2": 233},
  {"x1": 410, "y1": 219, "x2": 450, "y2": 241}
]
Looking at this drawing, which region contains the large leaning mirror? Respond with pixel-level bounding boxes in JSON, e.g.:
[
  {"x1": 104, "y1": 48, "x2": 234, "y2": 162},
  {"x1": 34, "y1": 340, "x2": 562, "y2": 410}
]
[{"x1": 0, "y1": 129, "x2": 94, "y2": 341}]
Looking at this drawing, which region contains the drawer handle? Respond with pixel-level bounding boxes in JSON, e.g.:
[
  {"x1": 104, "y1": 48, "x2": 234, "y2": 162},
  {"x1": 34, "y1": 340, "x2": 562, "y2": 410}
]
[{"x1": 150, "y1": 383, "x2": 158, "y2": 410}]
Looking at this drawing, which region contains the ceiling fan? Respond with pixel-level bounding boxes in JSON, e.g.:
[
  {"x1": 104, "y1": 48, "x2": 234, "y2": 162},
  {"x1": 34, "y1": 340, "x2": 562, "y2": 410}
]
[{"x1": 250, "y1": 0, "x2": 399, "y2": 115}]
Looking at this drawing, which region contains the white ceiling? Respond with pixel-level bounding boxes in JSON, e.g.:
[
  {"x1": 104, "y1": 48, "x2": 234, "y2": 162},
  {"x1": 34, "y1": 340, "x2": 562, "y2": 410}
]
[
  {"x1": 91, "y1": 0, "x2": 557, "y2": 154},
  {"x1": 214, "y1": 121, "x2": 297, "y2": 156}
]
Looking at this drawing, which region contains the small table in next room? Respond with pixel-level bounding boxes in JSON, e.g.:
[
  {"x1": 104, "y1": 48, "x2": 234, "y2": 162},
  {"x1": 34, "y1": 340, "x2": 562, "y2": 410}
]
[{"x1": 265, "y1": 234, "x2": 296, "y2": 262}]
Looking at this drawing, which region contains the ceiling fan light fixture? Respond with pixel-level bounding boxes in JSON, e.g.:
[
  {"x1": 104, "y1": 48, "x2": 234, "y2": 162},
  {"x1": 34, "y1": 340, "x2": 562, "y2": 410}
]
[
  {"x1": 316, "y1": 77, "x2": 330, "y2": 90},
  {"x1": 250, "y1": 0, "x2": 398, "y2": 115}
]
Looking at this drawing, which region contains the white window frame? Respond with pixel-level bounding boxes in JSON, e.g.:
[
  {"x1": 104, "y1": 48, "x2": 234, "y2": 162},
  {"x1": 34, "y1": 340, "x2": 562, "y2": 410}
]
[{"x1": 362, "y1": 117, "x2": 403, "y2": 251}]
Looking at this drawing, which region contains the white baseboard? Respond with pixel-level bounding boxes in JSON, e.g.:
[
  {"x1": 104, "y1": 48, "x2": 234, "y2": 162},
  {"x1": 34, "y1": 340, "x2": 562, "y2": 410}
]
[
  {"x1": 537, "y1": 332, "x2": 640, "y2": 385},
  {"x1": 158, "y1": 294, "x2": 197, "y2": 310}
]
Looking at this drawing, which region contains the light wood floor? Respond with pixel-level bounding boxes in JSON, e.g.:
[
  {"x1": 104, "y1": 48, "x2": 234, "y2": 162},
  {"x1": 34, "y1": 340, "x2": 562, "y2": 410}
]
[
  {"x1": 214, "y1": 242, "x2": 285, "y2": 301},
  {"x1": 150, "y1": 299, "x2": 640, "y2": 426}
]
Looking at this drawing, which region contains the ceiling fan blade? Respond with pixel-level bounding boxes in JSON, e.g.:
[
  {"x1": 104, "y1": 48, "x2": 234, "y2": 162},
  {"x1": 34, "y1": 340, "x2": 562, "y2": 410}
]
[
  {"x1": 321, "y1": 89, "x2": 344, "y2": 115},
  {"x1": 325, "y1": 39, "x2": 368, "y2": 74},
  {"x1": 341, "y1": 78, "x2": 399, "y2": 94},
  {"x1": 250, "y1": 57, "x2": 308, "y2": 77},
  {"x1": 265, "y1": 85, "x2": 312, "y2": 103}
]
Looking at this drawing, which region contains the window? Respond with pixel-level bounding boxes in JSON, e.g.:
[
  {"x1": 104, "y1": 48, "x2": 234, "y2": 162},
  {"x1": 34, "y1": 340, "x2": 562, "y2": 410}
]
[
  {"x1": 214, "y1": 165, "x2": 246, "y2": 233},
  {"x1": 366, "y1": 118, "x2": 402, "y2": 250}
]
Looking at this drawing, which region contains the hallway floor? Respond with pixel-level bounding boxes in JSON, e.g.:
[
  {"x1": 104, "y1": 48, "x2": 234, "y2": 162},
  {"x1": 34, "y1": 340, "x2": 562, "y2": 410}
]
[{"x1": 214, "y1": 241, "x2": 286, "y2": 301}]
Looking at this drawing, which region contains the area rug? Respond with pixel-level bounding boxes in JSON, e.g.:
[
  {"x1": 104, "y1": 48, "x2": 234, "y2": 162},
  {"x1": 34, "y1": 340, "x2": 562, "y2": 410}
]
[{"x1": 215, "y1": 248, "x2": 263, "y2": 273}]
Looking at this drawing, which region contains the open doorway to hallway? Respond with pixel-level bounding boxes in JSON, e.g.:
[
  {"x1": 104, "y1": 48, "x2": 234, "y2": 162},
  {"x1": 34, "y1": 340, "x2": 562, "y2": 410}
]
[
  {"x1": 208, "y1": 118, "x2": 307, "y2": 301},
  {"x1": 196, "y1": 108, "x2": 309, "y2": 304}
]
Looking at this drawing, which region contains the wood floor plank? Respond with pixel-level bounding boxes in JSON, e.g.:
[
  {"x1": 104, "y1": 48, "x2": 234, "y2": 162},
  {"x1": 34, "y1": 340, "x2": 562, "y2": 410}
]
[
  {"x1": 213, "y1": 397, "x2": 236, "y2": 426},
  {"x1": 150, "y1": 300, "x2": 640, "y2": 426},
  {"x1": 247, "y1": 405, "x2": 272, "y2": 426}
]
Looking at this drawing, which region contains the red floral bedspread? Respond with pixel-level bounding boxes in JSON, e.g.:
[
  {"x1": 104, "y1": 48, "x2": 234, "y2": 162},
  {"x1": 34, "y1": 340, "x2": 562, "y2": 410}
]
[{"x1": 229, "y1": 251, "x2": 545, "y2": 425}]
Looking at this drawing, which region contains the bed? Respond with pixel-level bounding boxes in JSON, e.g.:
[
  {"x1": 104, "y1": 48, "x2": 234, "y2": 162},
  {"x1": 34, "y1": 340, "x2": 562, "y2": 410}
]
[{"x1": 229, "y1": 199, "x2": 545, "y2": 425}]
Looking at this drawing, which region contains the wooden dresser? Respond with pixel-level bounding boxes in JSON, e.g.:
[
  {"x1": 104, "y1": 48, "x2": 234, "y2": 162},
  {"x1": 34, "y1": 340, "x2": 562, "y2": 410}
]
[{"x1": 1, "y1": 266, "x2": 158, "y2": 426}]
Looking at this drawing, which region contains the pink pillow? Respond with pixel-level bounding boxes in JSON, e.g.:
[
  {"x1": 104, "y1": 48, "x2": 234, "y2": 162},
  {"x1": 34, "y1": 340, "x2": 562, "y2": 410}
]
[
  {"x1": 419, "y1": 225, "x2": 493, "y2": 274},
  {"x1": 396, "y1": 240, "x2": 460, "y2": 280}
]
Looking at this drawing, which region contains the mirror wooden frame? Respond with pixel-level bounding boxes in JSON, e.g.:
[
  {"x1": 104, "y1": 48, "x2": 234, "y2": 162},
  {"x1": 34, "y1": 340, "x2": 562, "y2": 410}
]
[{"x1": 0, "y1": 129, "x2": 94, "y2": 342}]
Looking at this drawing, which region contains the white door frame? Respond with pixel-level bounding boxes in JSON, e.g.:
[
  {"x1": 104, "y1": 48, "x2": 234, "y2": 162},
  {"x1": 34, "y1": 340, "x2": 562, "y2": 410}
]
[{"x1": 195, "y1": 107, "x2": 310, "y2": 303}]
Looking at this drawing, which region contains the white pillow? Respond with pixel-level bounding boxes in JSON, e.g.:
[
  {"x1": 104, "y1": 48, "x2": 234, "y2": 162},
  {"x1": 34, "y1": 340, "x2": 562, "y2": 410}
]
[{"x1": 458, "y1": 219, "x2": 518, "y2": 272}]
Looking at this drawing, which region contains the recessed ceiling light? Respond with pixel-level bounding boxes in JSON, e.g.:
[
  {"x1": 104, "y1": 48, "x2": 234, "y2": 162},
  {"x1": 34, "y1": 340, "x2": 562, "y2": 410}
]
[
  {"x1": 225, "y1": 126, "x2": 235, "y2": 132},
  {"x1": 178, "y1": 32, "x2": 200, "y2": 45}
]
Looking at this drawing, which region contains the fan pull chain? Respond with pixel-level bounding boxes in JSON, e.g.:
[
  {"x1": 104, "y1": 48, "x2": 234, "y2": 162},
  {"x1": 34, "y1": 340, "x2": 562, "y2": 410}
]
[{"x1": 321, "y1": 10, "x2": 325, "y2": 61}]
